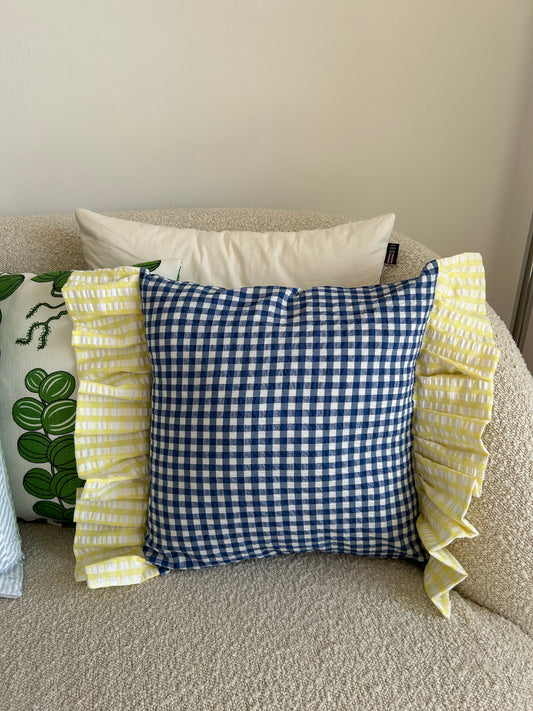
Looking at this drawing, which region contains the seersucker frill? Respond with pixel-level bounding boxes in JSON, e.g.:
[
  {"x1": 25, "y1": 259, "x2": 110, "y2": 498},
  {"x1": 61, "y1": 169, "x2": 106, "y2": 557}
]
[
  {"x1": 413, "y1": 253, "x2": 500, "y2": 616},
  {"x1": 63, "y1": 267, "x2": 159, "y2": 587}
]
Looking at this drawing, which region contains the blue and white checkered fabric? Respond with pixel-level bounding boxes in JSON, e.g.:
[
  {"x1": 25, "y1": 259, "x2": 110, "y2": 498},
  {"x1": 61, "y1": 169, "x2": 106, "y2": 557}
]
[
  {"x1": 140, "y1": 262, "x2": 439, "y2": 572},
  {"x1": 0, "y1": 435, "x2": 23, "y2": 598}
]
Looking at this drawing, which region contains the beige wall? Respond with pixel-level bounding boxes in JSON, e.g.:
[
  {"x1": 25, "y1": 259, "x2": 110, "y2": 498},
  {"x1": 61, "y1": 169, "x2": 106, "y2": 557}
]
[{"x1": 2, "y1": 1, "x2": 533, "y2": 343}]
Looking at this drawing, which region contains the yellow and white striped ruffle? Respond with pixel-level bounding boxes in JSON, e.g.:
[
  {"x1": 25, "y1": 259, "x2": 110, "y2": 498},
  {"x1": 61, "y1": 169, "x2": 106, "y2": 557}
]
[
  {"x1": 414, "y1": 253, "x2": 500, "y2": 617},
  {"x1": 63, "y1": 267, "x2": 159, "y2": 588}
]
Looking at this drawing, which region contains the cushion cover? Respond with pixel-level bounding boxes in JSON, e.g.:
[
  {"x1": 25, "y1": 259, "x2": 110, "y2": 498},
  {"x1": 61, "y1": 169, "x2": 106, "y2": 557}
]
[
  {"x1": 65, "y1": 255, "x2": 499, "y2": 617},
  {"x1": 76, "y1": 209, "x2": 395, "y2": 289},
  {"x1": 139, "y1": 266, "x2": 439, "y2": 572}
]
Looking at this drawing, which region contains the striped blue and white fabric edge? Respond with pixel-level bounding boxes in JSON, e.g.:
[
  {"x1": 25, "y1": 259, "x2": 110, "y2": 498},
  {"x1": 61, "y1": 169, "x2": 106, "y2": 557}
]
[{"x1": 0, "y1": 435, "x2": 23, "y2": 598}]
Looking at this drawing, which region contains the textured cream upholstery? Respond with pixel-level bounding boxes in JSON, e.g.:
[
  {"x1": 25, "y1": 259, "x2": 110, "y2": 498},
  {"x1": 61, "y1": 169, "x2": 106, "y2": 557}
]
[{"x1": 0, "y1": 208, "x2": 531, "y2": 711}]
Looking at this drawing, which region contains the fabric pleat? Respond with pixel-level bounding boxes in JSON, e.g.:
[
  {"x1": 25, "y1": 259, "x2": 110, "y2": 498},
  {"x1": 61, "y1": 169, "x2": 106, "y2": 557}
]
[
  {"x1": 63, "y1": 267, "x2": 159, "y2": 588},
  {"x1": 413, "y1": 253, "x2": 500, "y2": 616}
]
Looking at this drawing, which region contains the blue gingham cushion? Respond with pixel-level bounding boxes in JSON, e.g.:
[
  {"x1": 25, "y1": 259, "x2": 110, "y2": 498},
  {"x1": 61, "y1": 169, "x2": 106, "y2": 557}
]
[
  {"x1": 0, "y1": 435, "x2": 23, "y2": 598},
  {"x1": 139, "y1": 262, "x2": 439, "y2": 572}
]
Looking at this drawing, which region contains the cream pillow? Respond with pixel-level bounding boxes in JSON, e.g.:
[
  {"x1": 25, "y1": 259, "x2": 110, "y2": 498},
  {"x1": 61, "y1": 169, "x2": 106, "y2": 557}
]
[{"x1": 76, "y1": 209, "x2": 395, "y2": 288}]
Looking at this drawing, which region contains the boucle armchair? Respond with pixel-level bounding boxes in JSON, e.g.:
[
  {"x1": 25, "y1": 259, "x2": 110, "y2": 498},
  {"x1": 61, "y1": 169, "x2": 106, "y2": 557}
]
[{"x1": 0, "y1": 208, "x2": 531, "y2": 711}]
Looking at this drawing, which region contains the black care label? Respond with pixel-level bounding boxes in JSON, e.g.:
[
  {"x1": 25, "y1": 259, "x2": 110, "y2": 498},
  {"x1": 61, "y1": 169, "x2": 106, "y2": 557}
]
[{"x1": 384, "y1": 243, "x2": 399, "y2": 265}]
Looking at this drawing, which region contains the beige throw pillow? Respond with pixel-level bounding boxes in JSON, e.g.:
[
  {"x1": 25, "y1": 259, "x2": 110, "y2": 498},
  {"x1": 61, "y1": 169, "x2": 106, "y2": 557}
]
[{"x1": 76, "y1": 209, "x2": 395, "y2": 289}]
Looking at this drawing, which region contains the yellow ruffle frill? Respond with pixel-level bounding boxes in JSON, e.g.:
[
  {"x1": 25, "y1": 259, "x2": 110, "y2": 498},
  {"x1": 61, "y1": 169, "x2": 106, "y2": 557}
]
[
  {"x1": 413, "y1": 253, "x2": 500, "y2": 617},
  {"x1": 63, "y1": 267, "x2": 159, "y2": 588}
]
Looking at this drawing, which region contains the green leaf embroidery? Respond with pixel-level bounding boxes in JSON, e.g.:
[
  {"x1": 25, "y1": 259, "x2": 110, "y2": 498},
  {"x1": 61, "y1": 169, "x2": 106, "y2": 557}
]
[
  {"x1": 10, "y1": 271, "x2": 72, "y2": 348},
  {"x1": 16, "y1": 309, "x2": 69, "y2": 349},
  {"x1": 133, "y1": 260, "x2": 162, "y2": 272},
  {"x1": 17, "y1": 369, "x2": 84, "y2": 523},
  {"x1": 31, "y1": 270, "x2": 72, "y2": 286},
  {"x1": 0, "y1": 273, "x2": 25, "y2": 300},
  {"x1": 0, "y1": 273, "x2": 25, "y2": 324}
]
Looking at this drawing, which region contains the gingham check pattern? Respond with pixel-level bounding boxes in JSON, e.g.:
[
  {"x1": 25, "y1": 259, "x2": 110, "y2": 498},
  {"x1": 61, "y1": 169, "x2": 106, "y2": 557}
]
[{"x1": 140, "y1": 263, "x2": 439, "y2": 572}]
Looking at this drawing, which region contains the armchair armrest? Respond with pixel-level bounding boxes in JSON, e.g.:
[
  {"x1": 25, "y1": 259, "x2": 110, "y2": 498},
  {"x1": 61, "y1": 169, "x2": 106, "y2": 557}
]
[{"x1": 452, "y1": 306, "x2": 533, "y2": 634}]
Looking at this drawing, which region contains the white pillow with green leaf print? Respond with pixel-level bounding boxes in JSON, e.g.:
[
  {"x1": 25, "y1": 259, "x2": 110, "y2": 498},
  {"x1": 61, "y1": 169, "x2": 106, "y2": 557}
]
[{"x1": 0, "y1": 259, "x2": 182, "y2": 523}]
